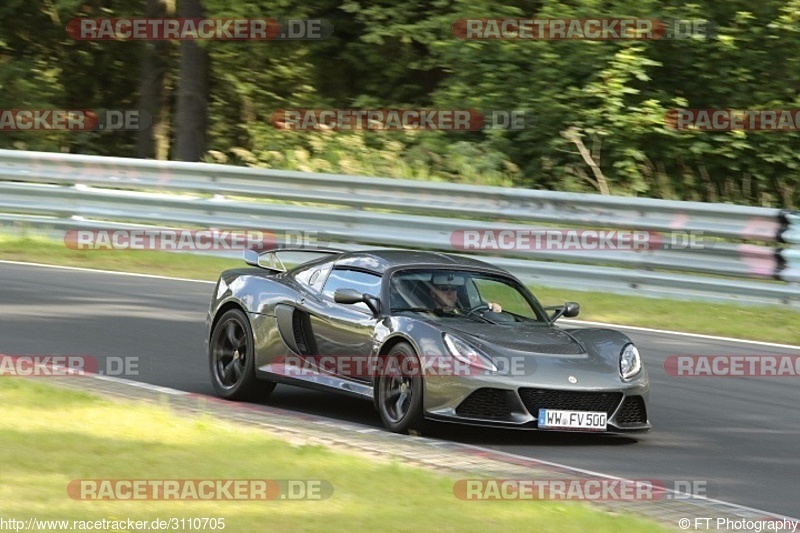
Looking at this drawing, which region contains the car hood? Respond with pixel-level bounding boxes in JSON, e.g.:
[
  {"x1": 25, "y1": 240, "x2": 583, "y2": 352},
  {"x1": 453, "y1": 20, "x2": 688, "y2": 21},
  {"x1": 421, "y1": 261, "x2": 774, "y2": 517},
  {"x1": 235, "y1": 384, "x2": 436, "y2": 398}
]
[
  {"x1": 383, "y1": 316, "x2": 635, "y2": 386},
  {"x1": 439, "y1": 321, "x2": 587, "y2": 356}
]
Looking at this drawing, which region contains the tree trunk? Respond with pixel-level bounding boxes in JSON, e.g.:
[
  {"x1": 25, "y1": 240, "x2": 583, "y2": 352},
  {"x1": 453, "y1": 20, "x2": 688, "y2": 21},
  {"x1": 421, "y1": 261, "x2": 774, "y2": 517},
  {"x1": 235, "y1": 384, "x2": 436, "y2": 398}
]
[
  {"x1": 174, "y1": 0, "x2": 208, "y2": 161},
  {"x1": 136, "y1": 0, "x2": 174, "y2": 159}
]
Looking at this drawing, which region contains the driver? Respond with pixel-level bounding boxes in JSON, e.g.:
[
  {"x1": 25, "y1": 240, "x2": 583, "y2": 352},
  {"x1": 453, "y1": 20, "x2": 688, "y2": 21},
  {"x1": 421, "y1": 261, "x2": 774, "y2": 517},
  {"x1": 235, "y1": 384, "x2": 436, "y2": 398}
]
[{"x1": 430, "y1": 282, "x2": 502, "y2": 315}]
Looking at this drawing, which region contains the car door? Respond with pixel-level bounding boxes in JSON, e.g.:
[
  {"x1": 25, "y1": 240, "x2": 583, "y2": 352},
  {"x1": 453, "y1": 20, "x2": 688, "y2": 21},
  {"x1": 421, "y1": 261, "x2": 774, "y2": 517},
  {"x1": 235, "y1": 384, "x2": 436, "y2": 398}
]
[{"x1": 303, "y1": 268, "x2": 382, "y2": 382}]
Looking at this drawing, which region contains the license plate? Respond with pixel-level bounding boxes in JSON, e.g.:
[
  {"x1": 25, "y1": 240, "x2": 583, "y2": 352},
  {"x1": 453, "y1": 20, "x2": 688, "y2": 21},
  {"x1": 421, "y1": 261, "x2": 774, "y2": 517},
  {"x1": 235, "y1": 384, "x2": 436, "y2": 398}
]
[{"x1": 538, "y1": 409, "x2": 607, "y2": 431}]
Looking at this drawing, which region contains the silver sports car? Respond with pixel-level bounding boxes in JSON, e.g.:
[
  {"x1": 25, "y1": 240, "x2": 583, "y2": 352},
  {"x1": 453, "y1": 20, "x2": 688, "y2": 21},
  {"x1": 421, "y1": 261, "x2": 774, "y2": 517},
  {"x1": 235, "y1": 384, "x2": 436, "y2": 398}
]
[{"x1": 207, "y1": 248, "x2": 651, "y2": 434}]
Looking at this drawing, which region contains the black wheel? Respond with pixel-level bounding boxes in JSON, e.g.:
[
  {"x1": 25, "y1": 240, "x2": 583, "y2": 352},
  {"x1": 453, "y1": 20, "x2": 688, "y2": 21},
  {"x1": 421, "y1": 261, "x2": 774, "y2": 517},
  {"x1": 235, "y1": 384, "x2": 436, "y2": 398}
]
[
  {"x1": 209, "y1": 309, "x2": 275, "y2": 401},
  {"x1": 376, "y1": 342, "x2": 425, "y2": 434}
]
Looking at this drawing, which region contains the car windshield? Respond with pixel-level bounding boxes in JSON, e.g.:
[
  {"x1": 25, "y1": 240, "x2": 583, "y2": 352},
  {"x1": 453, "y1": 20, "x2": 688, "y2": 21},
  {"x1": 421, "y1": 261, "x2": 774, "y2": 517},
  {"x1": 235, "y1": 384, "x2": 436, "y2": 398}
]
[{"x1": 389, "y1": 269, "x2": 547, "y2": 323}]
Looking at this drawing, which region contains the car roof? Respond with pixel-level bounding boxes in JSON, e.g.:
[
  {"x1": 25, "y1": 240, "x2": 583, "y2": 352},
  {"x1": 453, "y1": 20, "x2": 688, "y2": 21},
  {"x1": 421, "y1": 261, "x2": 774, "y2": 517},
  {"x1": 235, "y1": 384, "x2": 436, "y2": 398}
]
[{"x1": 331, "y1": 249, "x2": 509, "y2": 275}]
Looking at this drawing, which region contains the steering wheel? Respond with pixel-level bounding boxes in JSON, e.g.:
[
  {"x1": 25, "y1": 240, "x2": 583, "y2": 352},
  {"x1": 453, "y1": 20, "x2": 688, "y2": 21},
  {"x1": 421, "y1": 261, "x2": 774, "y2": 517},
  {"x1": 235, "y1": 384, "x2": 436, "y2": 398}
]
[{"x1": 464, "y1": 303, "x2": 490, "y2": 319}]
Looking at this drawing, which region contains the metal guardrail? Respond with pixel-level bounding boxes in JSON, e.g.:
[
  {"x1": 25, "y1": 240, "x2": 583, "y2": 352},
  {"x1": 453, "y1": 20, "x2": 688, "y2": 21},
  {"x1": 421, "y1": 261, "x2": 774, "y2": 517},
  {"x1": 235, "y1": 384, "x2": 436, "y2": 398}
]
[{"x1": 0, "y1": 149, "x2": 798, "y2": 306}]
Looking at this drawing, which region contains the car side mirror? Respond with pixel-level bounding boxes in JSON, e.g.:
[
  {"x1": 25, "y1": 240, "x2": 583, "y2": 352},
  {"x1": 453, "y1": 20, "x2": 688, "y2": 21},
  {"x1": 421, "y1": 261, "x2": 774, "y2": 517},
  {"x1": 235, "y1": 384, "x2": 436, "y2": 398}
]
[
  {"x1": 545, "y1": 301, "x2": 580, "y2": 321},
  {"x1": 334, "y1": 288, "x2": 363, "y2": 304},
  {"x1": 563, "y1": 302, "x2": 580, "y2": 318},
  {"x1": 334, "y1": 289, "x2": 381, "y2": 316}
]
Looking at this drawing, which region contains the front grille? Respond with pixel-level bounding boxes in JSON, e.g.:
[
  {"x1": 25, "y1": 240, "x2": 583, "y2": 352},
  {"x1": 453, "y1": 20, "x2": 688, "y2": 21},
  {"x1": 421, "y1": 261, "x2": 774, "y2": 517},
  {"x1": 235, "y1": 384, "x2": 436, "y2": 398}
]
[
  {"x1": 456, "y1": 388, "x2": 513, "y2": 420},
  {"x1": 519, "y1": 388, "x2": 623, "y2": 418},
  {"x1": 615, "y1": 396, "x2": 648, "y2": 426}
]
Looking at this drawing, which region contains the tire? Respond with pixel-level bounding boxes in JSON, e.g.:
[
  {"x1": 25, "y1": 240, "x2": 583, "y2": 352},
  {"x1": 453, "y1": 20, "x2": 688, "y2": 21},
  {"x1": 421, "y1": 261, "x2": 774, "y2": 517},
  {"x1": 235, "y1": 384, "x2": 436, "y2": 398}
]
[
  {"x1": 375, "y1": 341, "x2": 425, "y2": 434},
  {"x1": 209, "y1": 308, "x2": 275, "y2": 401}
]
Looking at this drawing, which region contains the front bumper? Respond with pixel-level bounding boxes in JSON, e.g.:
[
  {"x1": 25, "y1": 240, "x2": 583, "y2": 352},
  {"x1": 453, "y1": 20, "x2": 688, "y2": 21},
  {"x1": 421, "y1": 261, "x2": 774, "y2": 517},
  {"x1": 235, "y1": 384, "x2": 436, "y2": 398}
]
[{"x1": 424, "y1": 377, "x2": 651, "y2": 433}]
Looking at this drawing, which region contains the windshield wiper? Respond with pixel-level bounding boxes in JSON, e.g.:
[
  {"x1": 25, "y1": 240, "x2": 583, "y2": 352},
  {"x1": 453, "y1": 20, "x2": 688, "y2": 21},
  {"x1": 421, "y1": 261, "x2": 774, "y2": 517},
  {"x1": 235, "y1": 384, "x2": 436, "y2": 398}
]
[{"x1": 391, "y1": 307, "x2": 434, "y2": 313}]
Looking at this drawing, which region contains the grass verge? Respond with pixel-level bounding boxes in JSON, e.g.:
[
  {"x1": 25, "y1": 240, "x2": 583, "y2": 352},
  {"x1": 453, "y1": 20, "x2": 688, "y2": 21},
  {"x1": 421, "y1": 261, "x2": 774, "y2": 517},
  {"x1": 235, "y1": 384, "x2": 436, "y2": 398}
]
[
  {"x1": 0, "y1": 379, "x2": 668, "y2": 532},
  {"x1": 2, "y1": 234, "x2": 798, "y2": 345}
]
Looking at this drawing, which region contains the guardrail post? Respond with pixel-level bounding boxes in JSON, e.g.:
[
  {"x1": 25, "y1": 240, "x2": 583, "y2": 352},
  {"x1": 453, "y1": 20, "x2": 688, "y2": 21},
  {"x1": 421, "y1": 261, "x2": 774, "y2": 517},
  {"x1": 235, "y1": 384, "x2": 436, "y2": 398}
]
[{"x1": 778, "y1": 211, "x2": 800, "y2": 305}]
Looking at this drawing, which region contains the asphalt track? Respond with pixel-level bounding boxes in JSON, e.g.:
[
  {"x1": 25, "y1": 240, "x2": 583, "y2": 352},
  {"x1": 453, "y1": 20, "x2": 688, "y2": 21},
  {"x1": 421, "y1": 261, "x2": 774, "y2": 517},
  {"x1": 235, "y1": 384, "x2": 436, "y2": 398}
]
[{"x1": 2, "y1": 261, "x2": 798, "y2": 518}]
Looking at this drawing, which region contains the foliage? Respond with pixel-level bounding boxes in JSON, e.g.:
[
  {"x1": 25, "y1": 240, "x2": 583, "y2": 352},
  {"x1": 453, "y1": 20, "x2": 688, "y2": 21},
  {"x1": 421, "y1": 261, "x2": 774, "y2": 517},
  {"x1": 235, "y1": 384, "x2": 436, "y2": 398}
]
[{"x1": 1, "y1": 0, "x2": 800, "y2": 206}]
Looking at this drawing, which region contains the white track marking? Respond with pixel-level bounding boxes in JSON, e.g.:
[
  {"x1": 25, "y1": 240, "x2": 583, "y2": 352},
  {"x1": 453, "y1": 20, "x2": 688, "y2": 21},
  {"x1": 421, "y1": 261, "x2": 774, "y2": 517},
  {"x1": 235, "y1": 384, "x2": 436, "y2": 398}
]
[
  {"x1": 67, "y1": 365, "x2": 800, "y2": 522},
  {"x1": 459, "y1": 443, "x2": 800, "y2": 521},
  {"x1": 48, "y1": 361, "x2": 188, "y2": 395},
  {"x1": 90, "y1": 373, "x2": 188, "y2": 394},
  {"x1": 0, "y1": 259, "x2": 214, "y2": 284},
  {"x1": 560, "y1": 319, "x2": 800, "y2": 350}
]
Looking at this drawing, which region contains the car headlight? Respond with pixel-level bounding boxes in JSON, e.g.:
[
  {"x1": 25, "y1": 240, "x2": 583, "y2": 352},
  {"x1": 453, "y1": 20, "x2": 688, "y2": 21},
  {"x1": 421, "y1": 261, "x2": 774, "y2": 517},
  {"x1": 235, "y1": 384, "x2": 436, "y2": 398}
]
[
  {"x1": 443, "y1": 333, "x2": 498, "y2": 372},
  {"x1": 620, "y1": 343, "x2": 642, "y2": 380}
]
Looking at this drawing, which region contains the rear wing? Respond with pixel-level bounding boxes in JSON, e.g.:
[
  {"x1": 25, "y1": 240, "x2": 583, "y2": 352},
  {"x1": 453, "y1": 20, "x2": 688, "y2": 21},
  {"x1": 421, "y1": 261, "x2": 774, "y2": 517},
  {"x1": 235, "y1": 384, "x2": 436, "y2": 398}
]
[{"x1": 244, "y1": 247, "x2": 345, "y2": 273}]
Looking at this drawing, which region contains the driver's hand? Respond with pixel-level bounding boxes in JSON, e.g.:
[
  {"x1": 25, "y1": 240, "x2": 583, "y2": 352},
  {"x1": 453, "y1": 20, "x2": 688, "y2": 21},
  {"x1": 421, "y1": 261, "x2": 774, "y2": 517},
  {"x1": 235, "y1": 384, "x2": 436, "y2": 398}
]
[{"x1": 487, "y1": 302, "x2": 502, "y2": 313}]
